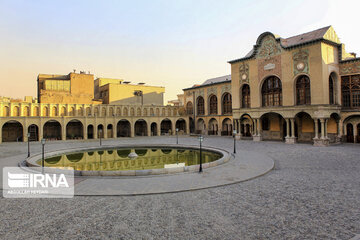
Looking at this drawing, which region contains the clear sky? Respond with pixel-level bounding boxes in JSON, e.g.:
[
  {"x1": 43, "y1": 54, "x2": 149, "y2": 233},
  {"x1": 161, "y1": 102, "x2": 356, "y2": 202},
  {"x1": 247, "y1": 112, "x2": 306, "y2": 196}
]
[{"x1": 0, "y1": 0, "x2": 359, "y2": 103}]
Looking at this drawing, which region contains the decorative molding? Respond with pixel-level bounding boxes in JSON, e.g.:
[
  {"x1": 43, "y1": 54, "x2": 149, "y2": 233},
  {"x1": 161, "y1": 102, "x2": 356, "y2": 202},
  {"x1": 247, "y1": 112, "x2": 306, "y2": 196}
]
[
  {"x1": 293, "y1": 49, "x2": 309, "y2": 76},
  {"x1": 207, "y1": 87, "x2": 217, "y2": 97},
  {"x1": 221, "y1": 84, "x2": 231, "y2": 95},
  {"x1": 256, "y1": 35, "x2": 281, "y2": 59},
  {"x1": 340, "y1": 61, "x2": 360, "y2": 75},
  {"x1": 239, "y1": 62, "x2": 249, "y2": 83},
  {"x1": 195, "y1": 89, "x2": 204, "y2": 98}
]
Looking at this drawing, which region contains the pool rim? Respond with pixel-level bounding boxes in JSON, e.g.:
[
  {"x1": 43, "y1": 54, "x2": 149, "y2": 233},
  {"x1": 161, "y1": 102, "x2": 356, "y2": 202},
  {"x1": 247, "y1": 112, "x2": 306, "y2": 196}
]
[{"x1": 25, "y1": 144, "x2": 230, "y2": 176}]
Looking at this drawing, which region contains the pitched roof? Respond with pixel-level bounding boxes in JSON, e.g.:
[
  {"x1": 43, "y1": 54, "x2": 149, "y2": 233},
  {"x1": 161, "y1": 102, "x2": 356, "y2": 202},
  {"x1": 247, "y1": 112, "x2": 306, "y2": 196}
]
[
  {"x1": 280, "y1": 26, "x2": 331, "y2": 47},
  {"x1": 183, "y1": 75, "x2": 231, "y2": 91}
]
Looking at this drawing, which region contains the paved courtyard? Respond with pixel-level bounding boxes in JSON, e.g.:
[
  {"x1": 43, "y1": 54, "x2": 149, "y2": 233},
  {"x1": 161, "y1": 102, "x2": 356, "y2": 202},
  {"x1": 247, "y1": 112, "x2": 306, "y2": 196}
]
[{"x1": 0, "y1": 136, "x2": 359, "y2": 239}]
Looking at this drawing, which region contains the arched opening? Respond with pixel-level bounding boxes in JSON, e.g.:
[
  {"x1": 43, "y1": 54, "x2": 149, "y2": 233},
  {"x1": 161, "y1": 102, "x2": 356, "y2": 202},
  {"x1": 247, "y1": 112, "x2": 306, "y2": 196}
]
[
  {"x1": 23, "y1": 106, "x2": 30, "y2": 116},
  {"x1": 66, "y1": 120, "x2": 83, "y2": 140},
  {"x1": 357, "y1": 123, "x2": 360, "y2": 143},
  {"x1": 294, "y1": 112, "x2": 314, "y2": 142},
  {"x1": 262, "y1": 76, "x2": 282, "y2": 107},
  {"x1": 87, "y1": 125, "x2": 94, "y2": 139},
  {"x1": 151, "y1": 122, "x2": 157, "y2": 136},
  {"x1": 329, "y1": 73, "x2": 336, "y2": 105},
  {"x1": 135, "y1": 149, "x2": 148, "y2": 156},
  {"x1": 328, "y1": 113, "x2": 340, "y2": 143},
  {"x1": 161, "y1": 119, "x2": 172, "y2": 135},
  {"x1": 346, "y1": 124, "x2": 354, "y2": 143},
  {"x1": 186, "y1": 102, "x2": 193, "y2": 115},
  {"x1": 209, "y1": 95, "x2": 217, "y2": 115},
  {"x1": 221, "y1": 118, "x2": 232, "y2": 136},
  {"x1": 13, "y1": 106, "x2": 20, "y2": 116},
  {"x1": 296, "y1": 75, "x2": 311, "y2": 105},
  {"x1": 196, "y1": 118, "x2": 205, "y2": 134},
  {"x1": 208, "y1": 118, "x2": 218, "y2": 135},
  {"x1": 241, "y1": 84, "x2": 250, "y2": 108},
  {"x1": 33, "y1": 106, "x2": 39, "y2": 116},
  {"x1": 107, "y1": 124, "x2": 113, "y2": 138},
  {"x1": 240, "y1": 114, "x2": 253, "y2": 137},
  {"x1": 222, "y1": 93, "x2": 232, "y2": 114},
  {"x1": 117, "y1": 120, "x2": 131, "y2": 137},
  {"x1": 176, "y1": 119, "x2": 186, "y2": 134},
  {"x1": 51, "y1": 106, "x2": 57, "y2": 117},
  {"x1": 43, "y1": 120, "x2": 61, "y2": 140},
  {"x1": 28, "y1": 124, "x2": 39, "y2": 141},
  {"x1": 196, "y1": 96, "x2": 205, "y2": 115},
  {"x1": 3, "y1": 106, "x2": 10, "y2": 116},
  {"x1": 260, "y1": 112, "x2": 285, "y2": 141},
  {"x1": 135, "y1": 120, "x2": 148, "y2": 136},
  {"x1": 189, "y1": 117, "x2": 195, "y2": 134},
  {"x1": 2, "y1": 121, "x2": 23, "y2": 142},
  {"x1": 97, "y1": 124, "x2": 104, "y2": 138},
  {"x1": 60, "y1": 107, "x2": 66, "y2": 116}
]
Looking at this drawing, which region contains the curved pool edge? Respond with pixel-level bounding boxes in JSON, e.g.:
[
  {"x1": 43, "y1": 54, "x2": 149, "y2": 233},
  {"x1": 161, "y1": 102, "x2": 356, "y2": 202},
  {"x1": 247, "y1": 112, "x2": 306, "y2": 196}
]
[{"x1": 25, "y1": 144, "x2": 230, "y2": 176}]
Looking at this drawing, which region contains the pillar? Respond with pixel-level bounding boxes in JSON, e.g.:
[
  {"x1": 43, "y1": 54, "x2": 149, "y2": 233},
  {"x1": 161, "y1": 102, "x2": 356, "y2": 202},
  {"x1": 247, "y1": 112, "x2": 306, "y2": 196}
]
[
  {"x1": 285, "y1": 118, "x2": 296, "y2": 144},
  {"x1": 157, "y1": 122, "x2": 161, "y2": 136},
  {"x1": 314, "y1": 118, "x2": 319, "y2": 139},
  {"x1": 130, "y1": 123, "x2": 135, "y2": 138},
  {"x1": 354, "y1": 125, "x2": 357, "y2": 143},
  {"x1": 147, "y1": 124, "x2": 151, "y2": 137},
  {"x1": 290, "y1": 118, "x2": 295, "y2": 138},
  {"x1": 84, "y1": 125, "x2": 88, "y2": 140},
  {"x1": 94, "y1": 125, "x2": 98, "y2": 139},
  {"x1": 172, "y1": 120, "x2": 176, "y2": 135},
  {"x1": 320, "y1": 119, "x2": 325, "y2": 139},
  {"x1": 324, "y1": 119, "x2": 328, "y2": 139},
  {"x1": 286, "y1": 119, "x2": 290, "y2": 138},
  {"x1": 61, "y1": 123, "x2": 66, "y2": 141},
  {"x1": 253, "y1": 118, "x2": 262, "y2": 141}
]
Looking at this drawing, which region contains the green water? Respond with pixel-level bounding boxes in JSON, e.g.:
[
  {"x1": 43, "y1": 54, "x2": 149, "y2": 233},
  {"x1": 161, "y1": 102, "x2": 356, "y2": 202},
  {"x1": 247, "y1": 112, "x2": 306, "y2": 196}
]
[{"x1": 38, "y1": 148, "x2": 222, "y2": 171}]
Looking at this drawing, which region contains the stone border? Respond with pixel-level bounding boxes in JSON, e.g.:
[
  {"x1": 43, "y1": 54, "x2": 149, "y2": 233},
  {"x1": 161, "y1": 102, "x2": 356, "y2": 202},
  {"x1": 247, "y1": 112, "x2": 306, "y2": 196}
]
[{"x1": 25, "y1": 144, "x2": 230, "y2": 176}]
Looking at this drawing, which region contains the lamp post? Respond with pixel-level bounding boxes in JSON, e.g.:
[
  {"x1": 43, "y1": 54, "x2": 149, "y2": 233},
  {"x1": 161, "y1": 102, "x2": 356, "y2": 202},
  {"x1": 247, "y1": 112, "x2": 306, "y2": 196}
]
[
  {"x1": 198, "y1": 135, "x2": 203, "y2": 173},
  {"x1": 99, "y1": 129, "x2": 102, "y2": 146},
  {"x1": 41, "y1": 138, "x2": 46, "y2": 174},
  {"x1": 233, "y1": 129, "x2": 237, "y2": 154},
  {"x1": 176, "y1": 128, "x2": 179, "y2": 144},
  {"x1": 27, "y1": 133, "x2": 31, "y2": 158}
]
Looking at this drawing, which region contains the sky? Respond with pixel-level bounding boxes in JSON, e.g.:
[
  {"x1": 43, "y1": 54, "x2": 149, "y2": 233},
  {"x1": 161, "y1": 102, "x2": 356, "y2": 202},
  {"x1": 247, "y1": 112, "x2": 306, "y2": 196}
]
[{"x1": 0, "y1": 0, "x2": 359, "y2": 103}]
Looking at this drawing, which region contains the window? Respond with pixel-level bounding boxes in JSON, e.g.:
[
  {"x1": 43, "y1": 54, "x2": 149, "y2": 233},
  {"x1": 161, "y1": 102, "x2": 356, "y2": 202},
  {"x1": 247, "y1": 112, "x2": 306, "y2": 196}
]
[
  {"x1": 329, "y1": 76, "x2": 334, "y2": 104},
  {"x1": 262, "y1": 76, "x2": 282, "y2": 107},
  {"x1": 197, "y1": 97, "x2": 204, "y2": 115},
  {"x1": 296, "y1": 75, "x2": 311, "y2": 105},
  {"x1": 242, "y1": 84, "x2": 250, "y2": 108},
  {"x1": 186, "y1": 102, "x2": 193, "y2": 115},
  {"x1": 342, "y1": 75, "x2": 360, "y2": 108},
  {"x1": 222, "y1": 93, "x2": 232, "y2": 114},
  {"x1": 209, "y1": 95, "x2": 217, "y2": 114}
]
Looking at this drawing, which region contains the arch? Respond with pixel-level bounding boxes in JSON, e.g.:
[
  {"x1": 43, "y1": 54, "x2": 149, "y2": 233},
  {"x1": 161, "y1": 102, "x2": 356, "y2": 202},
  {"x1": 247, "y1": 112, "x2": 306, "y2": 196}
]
[
  {"x1": 327, "y1": 113, "x2": 341, "y2": 143},
  {"x1": 116, "y1": 107, "x2": 121, "y2": 116},
  {"x1": 186, "y1": 101, "x2": 193, "y2": 115},
  {"x1": 160, "y1": 119, "x2": 172, "y2": 135},
  {"x1": 101, "y1": 107, "x2": 106, "y2": 117},
  {"x1": 260, "y1": 112, "x2": 285, "y2": 140},
  {"x1": 94, "y1": 107, "x2": 99, "y2": 116},
  {"x1": 28, "y1": 124, "x2": 39, "y2": 141},
  {"x1": 66, "y1": 120, "x2": 83, "y2": 140},
  {"x1": 357, "y1": 123, "x2": 360, "y2": 143},
  {"x1": 143, "y1": 108, "x2": 148, "y2": 116},
  {"x1": 137, "y1": 107, "x2": 141, "y2": 116},
  {"x1": 130, "y1": 108, "x2": 135, "y2": 116},
  {"x1": 2, "y1": 120, "x2": 23, "y2": 142},
  {"x1": 189, "y1": 117, "x2": 195, "y2": 134},
  {"x1": 196, "y1": 96, "x2": 205, "y2": 115},
  {"x1": 346, "y1": 123, "x2": 354, "y2": 143},
  {"x1": 117, "y1": 149, "x2": 131, "y2": 158},
  {"x1": 117, "y1": 120, "x2": 131, "y2": 137},
  {"x1": 66, "y1": 153, "x2": 84, "y2": 162},
  {"x1": 294, "y1": 112, "x2": 314, "y2": 142},
  {"x1": 209, "y1": 95, "x2": 218, "y2": 115},
  {"x1": 123, "y1": 107, "x2": 128, "y2": 116},
  {"x1": 151, "y1": 122, "x2": 157, "y2": 136},
  {"x1": 109, "y1": 107, "x2": 114, "y2": 116},
  {"x1": 240, "y1": 114, "x2": 253, "y2": 137},
  {"x1": 161, "y1": 108, "x2": 165, "y2": 116},
  {"x1": 221, "y1": 118, "x2": 232, "y2": 136},
  {"x1": 60, "y1": 106, "x2": 66, "y2": 116},
  {"x1": 78, "y1": 107, "x2": 83, "y2": 116},
  {"x1": 241, "y1": 84, "x2": 251, "y2": 108},
  {"x1": 175, "y1": 118, "x2": 186, "y2": 134},
  {"x1": 135, "y1": 119, "x2": 148, "y2": 136},
  {"x1": 329, "y1": 72, "x2": 337, "y2": 105},
  {"x1": 222, "y1": 93, "x2": 232, "y2": 114},
  {"x1": 107, "y1": 124, "x2": 113, "y2": 138},
  {"x1": 51, "y1": 106, "x2": 57, "y2": 117},
  {"x1": 43, "y1": 120, "x2": 61, "y2": 140},
  {"x1": 156, "y1": 108, "x2": 160, "y2": 116},
  {"x1": 208, "y1": 118, "x2": 218, "y2": 135},
  {"x1": 196, "y1": 118, "x2": 205, "y2": 134},
  {"x1": 135, "y1": 149, "x2": 148, "y2": 156},
  {"x1": 3, "y1": 106, "x2": 10, "y2": 116},
  {"x1": 261, "y1": 76, "x2": 282, "y2": 107},
  {"x1": 87, "y1": 125, "x2": 94, "y2": 139},
  {"x1": 86, "y1": 107, "x2": 91, "y2": 116},
  {"x1": 69, "y1": 107, "x2": 75, "y2": 116},
  {"x1": 167, "y1": 108, "x2": 171, "y2": 116},
  {"x1": 296, "y1": 75, "x2": 311, "y2": 105},
  {"x1": 13, "y1": 106, "x2": 20, "y2": 117},
  {"x1": 97, "y1": 124, "x2": 104, "y2": 138},
  {"x1": 150, "y1": 108, "x2": 154, "y2": 116},
  {"x1": 33, "y1": 106, "x2": 39, "y2": 116},
  {"x1": 23, "y1": 106, "x2": 30, "y2": 116}
]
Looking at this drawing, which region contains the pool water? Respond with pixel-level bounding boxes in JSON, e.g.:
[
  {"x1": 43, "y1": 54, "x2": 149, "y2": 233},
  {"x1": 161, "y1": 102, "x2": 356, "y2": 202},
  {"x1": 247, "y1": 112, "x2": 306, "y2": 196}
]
[{"x1": 38, "y1": 148, "x2": 222, "y2": 171}]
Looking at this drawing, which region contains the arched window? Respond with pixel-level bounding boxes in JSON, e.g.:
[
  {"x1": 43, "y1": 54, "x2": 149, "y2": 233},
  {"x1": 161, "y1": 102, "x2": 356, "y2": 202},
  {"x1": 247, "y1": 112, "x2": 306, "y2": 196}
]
[
  {"x1": 197, "y1": 97, "x2": 204, "y2": 115},
  {"x1": 222, "y1": 93, "x2": 232, "y2": 114},
  {"x1": 242, "y1": 84, "x2": 250, "y2": 108},
  {"x1": 329, "y1": 75, "x2": 334, "y2": 104},
  {"x1": 209, "y1": 95, "x2": 217, "y2": 114},
  {"x1": 186, "y1": 102, "x2": 193, "y2": 115},
  {"x1": 342, "y1": 75, "x2": 360, "y2": 108},
  {"x1": 262, "y1": 76, "x2": 282, "y2": 107},
  {"x1": 296, "y1": 75, "x2": 311, "y2": 105}
]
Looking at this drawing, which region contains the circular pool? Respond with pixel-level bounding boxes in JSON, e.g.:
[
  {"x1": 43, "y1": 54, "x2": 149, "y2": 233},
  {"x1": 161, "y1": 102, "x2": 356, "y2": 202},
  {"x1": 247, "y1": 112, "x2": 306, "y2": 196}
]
[{"x1": 26, "y1": 145, "x2": 230, "y2": 176}]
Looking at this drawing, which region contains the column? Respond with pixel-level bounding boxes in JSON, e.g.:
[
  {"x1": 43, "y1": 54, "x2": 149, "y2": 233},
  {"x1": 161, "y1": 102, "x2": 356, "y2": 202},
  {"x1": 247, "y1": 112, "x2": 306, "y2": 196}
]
[
  {"x1": 130, "y1": 122, "x2": 135, "y2": 138},
  {"x1": 157, "y1": 122, "x2": 161, "y2": 136},
  {"x1": 84, "y1": 125, "x2": 88, "y2": 140},
  {"x1": 320, "y1": 118, "x2": 325, "y2": 139},
  {"x1": 94, "y1": 125, "x2": 98, "y2": 139},
  {"x1": 253, "y1": 120, "x2": 257, "y2": 136},
  {"x1": 290, "y1": 118, "x2": 295, "y2": 138},
  {"x1": 172, "y1": 120, "x2": 176, "y2": 135},
  {"x1": 354, "y1": 125, "x2": 357, "y2": 143},
  {"x1": 147, "y1": 124, "x2": 151, "y2": 137},
  {"x1": 286, "y1": 118, "x2": 290, "y2": 138},
  {"x1": 0, "y1": 124, "x2": 2, "y2": 143},
  {"x1": 61, "y1": 123, "x2": 66, "y2": 141},
  {"x1": 314, "y1": 118, "x2": 319, "y2": 139},
  {"x1": 324, "y1": 119, "x2": 328, "y2": 139},
  {"x1": 185, "y1": 120, "x2": 189, "y2": 135}
]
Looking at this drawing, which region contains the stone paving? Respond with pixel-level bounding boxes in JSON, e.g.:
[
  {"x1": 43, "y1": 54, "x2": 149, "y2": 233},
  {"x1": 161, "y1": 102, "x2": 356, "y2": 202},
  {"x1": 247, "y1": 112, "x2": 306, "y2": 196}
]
[{"x1": 0, "y1": 136, "x2": 359, "y2": 239}]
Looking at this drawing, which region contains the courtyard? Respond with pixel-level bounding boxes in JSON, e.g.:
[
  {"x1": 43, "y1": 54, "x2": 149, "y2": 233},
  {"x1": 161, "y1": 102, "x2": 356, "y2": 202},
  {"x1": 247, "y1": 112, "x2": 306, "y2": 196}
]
[{"x1": 0, "y1": 136, "x2": 359, "y2": 239}]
